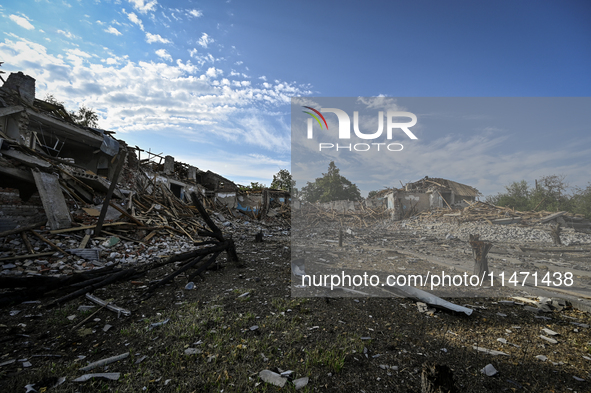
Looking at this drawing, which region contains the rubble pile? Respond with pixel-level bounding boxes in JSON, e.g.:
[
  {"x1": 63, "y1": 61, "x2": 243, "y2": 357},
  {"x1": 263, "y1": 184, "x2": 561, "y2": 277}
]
[
  {"x1": 0, "y1": 70, "x2": 293, "y2": 303},
  {"x1": 402, "y1": 219, "x2": 591, "y2": 245},
  {"x1": 415, "y1": 200, "x2": 591, "y2": 229},
  {"x1": 294, "y1": 202, "x2": 389, "y2": 228}
]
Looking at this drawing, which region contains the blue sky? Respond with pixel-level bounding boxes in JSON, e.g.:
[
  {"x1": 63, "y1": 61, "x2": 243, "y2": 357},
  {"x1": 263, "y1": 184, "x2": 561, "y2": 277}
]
[{"x1": 1, "y1": 1, "x2": 590, "y2": 196}]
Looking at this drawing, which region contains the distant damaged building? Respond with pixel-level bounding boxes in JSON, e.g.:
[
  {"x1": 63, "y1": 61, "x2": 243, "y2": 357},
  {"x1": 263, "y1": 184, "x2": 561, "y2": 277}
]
[{"x1": 387, "y1": 176, "x2": 480, "y2": 220}]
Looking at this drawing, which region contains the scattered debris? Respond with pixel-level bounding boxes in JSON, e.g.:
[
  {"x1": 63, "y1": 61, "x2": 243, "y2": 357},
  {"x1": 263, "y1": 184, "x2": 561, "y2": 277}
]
[
  {"x1": 80, "y1": 352, "x2": 129, "y2": 371},
  {"x1": 293, "y1": 376, "x2": 309, "y2": 390},
  {"x1": 540, "y1": 335, "x2": 558, "y2": 344},
  {"x1": 149, "y1": 319, "x2": 169, "y2": 330},
  {"x1": 73, "y1": 373, "x2": 121, "y2": 382},
  {"x1": 480, "y1": 364, "x2": 498, "y2": 377},
  {"x1": 258, "y1": 370, "x2": 287, "y2": 388},
  {"x1": 473, "y1": 346, "x2": 510, "y2": 356}
]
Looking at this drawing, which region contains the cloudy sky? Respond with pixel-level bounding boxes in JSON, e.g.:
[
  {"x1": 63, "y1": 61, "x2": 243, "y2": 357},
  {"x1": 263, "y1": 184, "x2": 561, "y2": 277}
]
[{"x1": 1, "y1": 1, "x2": 590, "y2": 196}]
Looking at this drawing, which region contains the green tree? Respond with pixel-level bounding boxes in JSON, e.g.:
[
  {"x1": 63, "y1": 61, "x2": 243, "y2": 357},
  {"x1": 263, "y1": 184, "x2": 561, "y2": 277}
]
[
  {"x1": 270, "y1": 169, "x2": 294, "y2": 192},
  {"x1": 300, "y1": 161, "x2": 361, "y2": 203},
  {"x1": 44, "y1": 94, "x2": 64, "y2": 107},
  {"x1": 571, "y1": 183, "x2": 591, "y2": 218},
  {"x1": 486, "y1": 175, "x2": 584, "y2": 215},
  {"x1": 70, "y1": 105, "x2": 99, "y2": 128},
  {"x1": 486, "y1": 180, "x2": 531, "y2": 210},
  {"x1": 43, "y1": 94, "x2": 99, "y2": 128},
  {"x1": 367, "y1": 190, "x2": 379, "y2": 199}
]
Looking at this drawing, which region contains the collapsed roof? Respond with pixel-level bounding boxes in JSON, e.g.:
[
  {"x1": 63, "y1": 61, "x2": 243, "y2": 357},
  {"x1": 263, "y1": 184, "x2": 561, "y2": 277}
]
[{"x1": 403, "y1": 176, "x2": 481, "y2": 198}]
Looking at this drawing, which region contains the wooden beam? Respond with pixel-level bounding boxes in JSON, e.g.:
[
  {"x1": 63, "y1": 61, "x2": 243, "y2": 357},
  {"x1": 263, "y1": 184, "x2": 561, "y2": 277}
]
[
  {"x1": 108, "y1": 201, "x2": 143, "y2": 226},
  {"x1": 95, "y1": 149, "x2": 127, "y2": 236},
  {"x1": 0, "y1": 252, "x2": 55, "y2": 262},
  {"x1": 49, "y1": 222, "x2": 133, "y2": 235},
  {"x1": 0, "y1": 221, "x2": 46, "y2": 238},
  {"x1": 29, "y1": 230, "x2": 70, "y2": 255}
]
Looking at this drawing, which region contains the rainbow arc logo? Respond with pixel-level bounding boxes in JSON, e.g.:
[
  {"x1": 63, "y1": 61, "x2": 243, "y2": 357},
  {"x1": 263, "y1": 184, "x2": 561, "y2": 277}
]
[{"x1": 302, "y1": 106, "x2": 328, "y2": 130}]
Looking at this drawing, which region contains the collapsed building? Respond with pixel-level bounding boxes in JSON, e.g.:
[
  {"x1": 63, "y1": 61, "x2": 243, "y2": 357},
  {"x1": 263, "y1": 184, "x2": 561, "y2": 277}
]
[
  {"x1": 0, "y1": 71, "x2": 289, "y2": 233},
  {"x1": 386, "y1": 176, "x2": 481, "y2": 220}
]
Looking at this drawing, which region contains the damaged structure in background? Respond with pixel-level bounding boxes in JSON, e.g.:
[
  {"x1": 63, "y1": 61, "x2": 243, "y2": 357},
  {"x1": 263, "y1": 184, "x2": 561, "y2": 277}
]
[
  {"x1": 386, "y1": 176, "x2": 481, "y2": 220},
  {"x1": 0, "y1": 71, "x2": 290, "y2": 236}
]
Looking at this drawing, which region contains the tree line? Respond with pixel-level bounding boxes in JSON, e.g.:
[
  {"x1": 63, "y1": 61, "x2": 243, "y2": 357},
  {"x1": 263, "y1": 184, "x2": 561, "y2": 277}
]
[{"x1": 486, "y1": 175, "x2": 591, "y2": 218}]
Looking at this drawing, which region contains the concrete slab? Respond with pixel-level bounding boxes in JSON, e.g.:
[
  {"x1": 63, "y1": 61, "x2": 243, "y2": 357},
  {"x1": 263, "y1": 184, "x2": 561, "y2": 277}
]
[{"x1": 31, "y1": 170, "x2": 71, "y2": 230}]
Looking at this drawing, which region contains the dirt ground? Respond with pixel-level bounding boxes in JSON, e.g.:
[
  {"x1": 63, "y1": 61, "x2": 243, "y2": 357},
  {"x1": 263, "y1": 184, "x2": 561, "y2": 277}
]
[{"x1": 1, "y1": 217, "x2": 591, "y2": 392}]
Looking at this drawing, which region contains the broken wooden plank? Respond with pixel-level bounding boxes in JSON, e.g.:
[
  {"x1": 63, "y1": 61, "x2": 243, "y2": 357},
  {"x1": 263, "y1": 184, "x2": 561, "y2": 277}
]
[
  {"x1": 0, "y1": 221, "x2": 46, "y2": 238},
  {"x1": 95, "y1": 149, "x2": 127, "y2": 236},
  {"x1": 141, "y1": 231, "x2": 158, "y2": 243},
  {"x1": 28, "y1": 230, "x2": 70, "y2": 255},
  {"x1": 49, "y1": 222, "x2": 134, "y2": 235},
  {"x1": 102, "y1": 230, "x2": 144, "y2": 244},
  {"x1": 491, "y1": 217, "x2": 522, "y2": 225},
  {"x1": 108, "y1": 201, "x2": 143, "y2": 226},
  {"x1": 72, "y1": 300, "x2": 112, "y2": 330},
  {"x1": 85, "y1": 293, "x2": 131, "y2": 317},
  {"x1": 21, "y1": 232, "x2": 34, "y2": 254},
  {"x1": 540, "y1": 211, "x2": 567, "y2": 223},
  {"x1": 79, "y1": 353, "x2": 129, "y2": 371},
  {"x1": 79, "y1": 234, "x2": 91, "y2": 249},
  {"x1": 0, "y1": 252, "x2": 55, "y2": 262}
]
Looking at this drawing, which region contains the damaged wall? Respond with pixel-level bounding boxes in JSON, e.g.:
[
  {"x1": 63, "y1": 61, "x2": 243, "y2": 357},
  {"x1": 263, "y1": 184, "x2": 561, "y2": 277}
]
[{"x1": 0, "y1": 188, "x2": 46, "y2": 231}]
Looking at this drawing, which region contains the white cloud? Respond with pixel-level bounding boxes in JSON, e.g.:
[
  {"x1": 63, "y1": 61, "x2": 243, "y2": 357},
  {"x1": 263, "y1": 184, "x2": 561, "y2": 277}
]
[
  {"x1": 0, "y1": 35, "x2": 312, "y2": 158},
  {"x1": 188, "y1": 49, "x2": 218, "y2": 66},
  {"x1": 186, "y1": 9, "x2": 203, "y2": 18},
  {"x1": 235, "y1": 61, "x2": 243, "y2": 66},
  {"x1": 66, "y1": 48, "x2": 92, "y2": 58},
  {"x1": 176, "y1": 59, "x2": 197, "y2": 74},
  {"x1": 127, "y1": 0, "x2": 157, "y2": 14},
  {"x1": 238, "y1": 116, "x2": 290, "y2": 151},
  {"x1": 57, "y1": 29, "x2": 76, "y2": 39},
  {"x1": 205, "y1": 67, "x2": 223, "y2": 78},
  {"x1": 197, "y1": 33, "x2": 213, "y2": 48},
  {"x1": 105, "y1": 26, "x2": 122, "y2": 36},
  {"x1": 155, "y1": 48, "x2": 172, "y2": 62},
  {"x1": 125, "y1": 10, "x2": 144, "y2": 31},
  {"x1": 176, "y1": 152, "x2": 289, "y2": 185},
  {"x1": 9, "y1": 14, "x2": 34, "y2": 30},
  {"x1": 146, "y1": 32, "x2": 171, "y2": 44},
  {"x1": 258, "y1": 75, "x2": 266, "y2": 81}
]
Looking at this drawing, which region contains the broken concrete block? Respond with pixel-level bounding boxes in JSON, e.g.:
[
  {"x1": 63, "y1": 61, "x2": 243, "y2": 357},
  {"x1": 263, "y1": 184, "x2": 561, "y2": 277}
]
[
  {"x1": 31, "y1": 170, "x2": 71, "y2": 230},
  {"x1": 184, "y1": 348, "x2": 202, "y2": 355},
  {"x1": 259, "y1": 370, "x2": 287, "y2": 388},
  {"x1": 293, "y1": 377, "x2": 309, "y2": 390},
  {"x1": 73, "y1": 373, "x2": 121, "y2": 382},
  {"x1": 541, "y1": 327, "x2": 559, "y2": 336},
  {"x1": 540, "y1": 335, "x2": 558, "y2": 344},
  {"x1": 480, "y1": 364, "x2": 498, "y2": 376},
  {"x1": 473, "y1": 346, "x2": 509, "y2": 356}
]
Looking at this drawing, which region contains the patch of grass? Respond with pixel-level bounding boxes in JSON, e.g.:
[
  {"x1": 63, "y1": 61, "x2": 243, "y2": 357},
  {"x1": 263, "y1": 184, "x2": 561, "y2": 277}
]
[{"x1": 305, "y1": 335, "x2": 364, "y2": 373}]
